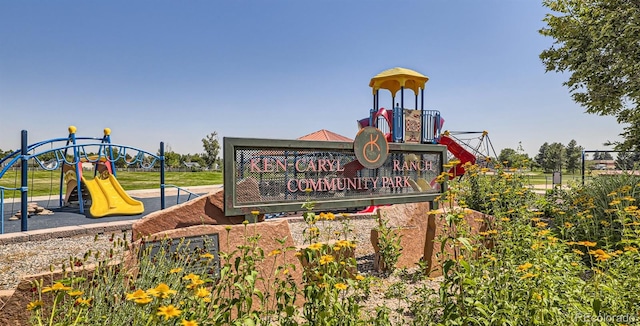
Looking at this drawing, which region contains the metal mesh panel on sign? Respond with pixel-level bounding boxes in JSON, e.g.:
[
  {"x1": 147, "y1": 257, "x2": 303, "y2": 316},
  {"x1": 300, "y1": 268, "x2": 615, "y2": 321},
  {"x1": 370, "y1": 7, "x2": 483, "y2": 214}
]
[{"x1": 233, "y1": 148, "x2": 442, "y2": 205}]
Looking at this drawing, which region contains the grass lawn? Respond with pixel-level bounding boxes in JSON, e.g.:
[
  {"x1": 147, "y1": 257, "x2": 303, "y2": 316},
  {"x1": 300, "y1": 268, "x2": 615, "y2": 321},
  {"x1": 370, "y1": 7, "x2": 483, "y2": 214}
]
[
  {"x1": 0, "y1": 169, "x2": 223, "y2": 199},
  {"x1": 520, "y1": 171, "x2": 582, "y2": 186}
]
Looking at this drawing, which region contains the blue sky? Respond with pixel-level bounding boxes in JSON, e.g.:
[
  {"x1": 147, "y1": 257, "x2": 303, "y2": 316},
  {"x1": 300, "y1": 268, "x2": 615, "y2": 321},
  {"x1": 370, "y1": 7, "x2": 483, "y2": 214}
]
[{"x1": 0, "y1": 1, "x2": 623, "y2": 158}]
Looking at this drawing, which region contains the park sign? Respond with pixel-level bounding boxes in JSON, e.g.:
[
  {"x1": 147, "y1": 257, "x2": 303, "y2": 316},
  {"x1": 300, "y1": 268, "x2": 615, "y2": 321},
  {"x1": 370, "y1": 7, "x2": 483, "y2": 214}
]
[{"x1": 223, "y1": 127, "x2": 447, "y2": 216}]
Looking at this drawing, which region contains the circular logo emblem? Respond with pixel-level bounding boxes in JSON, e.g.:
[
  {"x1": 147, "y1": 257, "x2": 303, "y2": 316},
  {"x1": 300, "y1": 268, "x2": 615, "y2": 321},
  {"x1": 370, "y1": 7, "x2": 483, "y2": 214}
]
[{"x1": 354, "y1": 127, "x2": 389, "y2": 169}]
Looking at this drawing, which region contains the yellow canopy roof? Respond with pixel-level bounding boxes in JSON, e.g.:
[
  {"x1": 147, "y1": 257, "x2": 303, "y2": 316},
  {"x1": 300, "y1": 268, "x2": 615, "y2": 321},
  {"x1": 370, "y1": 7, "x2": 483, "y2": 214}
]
[{"x1": 369, "y1": 67, "x2": 429, "y2": 95}]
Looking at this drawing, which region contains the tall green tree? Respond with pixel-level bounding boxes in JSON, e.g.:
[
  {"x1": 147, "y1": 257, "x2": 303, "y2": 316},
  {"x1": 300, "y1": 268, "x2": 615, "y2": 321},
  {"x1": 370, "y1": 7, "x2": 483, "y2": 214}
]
[
  {"x1": 202, "y1": 132, "x2": 221, "y2": 169},
  {"x1": 498, "y1": 144, "x2": 531, "y2": 169},
  {"x1": 499, "y1": 148, "x2": 518, "y2": 168},
  {"x1": 615, "y1": 151, "x2": 636, "y2": 170},
  {"x1": 535, "y1": 142, "x2": 550, "y2": 170},
  {"x1": 540, "y1": 0, "x2": 640, "y2": 151},
  {"x1": 546, "y1": 142, "x2": 566, "y2": 172},
  {"x1": 564, "y1": 139, "x2": 583, "y2": 174}
]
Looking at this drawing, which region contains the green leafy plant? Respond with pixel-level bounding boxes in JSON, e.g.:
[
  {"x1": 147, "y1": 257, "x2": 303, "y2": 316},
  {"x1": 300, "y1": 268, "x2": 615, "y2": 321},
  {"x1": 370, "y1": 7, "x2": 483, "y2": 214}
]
[{"x1": 373, "y1": 213, "x2": 403, "y2": 276}]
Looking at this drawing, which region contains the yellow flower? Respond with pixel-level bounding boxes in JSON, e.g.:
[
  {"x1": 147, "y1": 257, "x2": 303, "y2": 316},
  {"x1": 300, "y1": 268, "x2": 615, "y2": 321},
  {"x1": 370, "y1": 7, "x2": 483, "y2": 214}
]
[
  {"x1": 170, "y1": 268, "x2": 183, "y2": 274},
  {"x1": 531, "y1": 243, "x2": 544, "y2": 250},
  {"x1": 26, "y1": 300, "x2": 44, "y2": 311},
  {"x1": 319, "y1": 255, "x2": 335, "y2": 265},
  {"x1": 181, "y1": 320, "x2": 199, "y2": 326},
  {"x1": 75, "y1": 298, "x2": 93, "y2": 306},
  {"x1": 325, "y1": 212, "x2": 336, "y2": 220},
  {"x1": 126, "y1": 289, "x2": 148, "y2": 301},
  {"x1": 570, "y1": 262, "x2": 578, "y2": 266},
  {"x1": 517, "y1": 263, "x2": 533, "y2": 271},
  {"x1": 501, "y1": 217, "x2": 510, "y2": 222},
  {"x1": 157, "y1": 304, "x2": 182, "y2": 320},
  {"x1": 42, "y1": 282, "x2": 72, "y2": 293},
  {"x1": 573, "y1": 249, "x2": 585, "y2": 255},
  {"x1": 355, "y1": 274, "x2": 365, "y2": 281},
  {"x1": 537, "y1": 230, "x2": 550, "y2": 236},
  {"x1": 251, "y1": 210, "x2": 260, "y2": 215},
  {"x1": 589, "y1": 249, "x2": 612, "y2": 262},
  {"x1": 536, "y1": 222, "x2": 548, "y2": 228},
  {"x1": 336, "y1": 240, "x2": 351, "y2": 248},
  {"x1": 520, "y1": 273, "x2": 538, "y2": 280},
  {"x1": 182, "y1": 273, "x2": 201, "y2": 282},
  {"x1": 186, "y1": 278, "x2": 205, "y2": 289},
  {"x1": 308, "y1": 243, "x2": 323, "y2": 251},
  {"x1": 195, "y1": 287, "x2": 211, "y2": 299},
  {"x1": 624, "y1": 246, "x2": 638, "y2": 252},
  {"x1": 305, "y1": 188, "x2": 312, "y2": 193},
  {"x1": 334, "y1": 283, "x2": 348, "y2": 290},
  {"x1": 564, "y1": 222, "x2": 573, "y2": 228},
  {"x1": 577, "y1": 241, "x2": 597, "y2": 247},
  {"x1": 200, "y1": 253, "x2": 214, "y2": 259},
  {"x1": 268, "y1": 249, "x2": 282, "y2": 256},
  {"x1": 134, "y1": 297, "x2": 153, "y2": 305},
  {"x1": 151, "y1": 283, "x2": 177, "y2": 298},
  {"x1": 67, "y1": 290, "x2": 84, "y2": 296}
]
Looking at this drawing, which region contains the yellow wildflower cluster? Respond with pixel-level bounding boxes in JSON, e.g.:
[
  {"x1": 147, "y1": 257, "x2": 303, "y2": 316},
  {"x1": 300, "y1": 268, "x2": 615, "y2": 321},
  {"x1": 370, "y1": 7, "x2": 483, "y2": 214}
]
[
  {"x1": 308, "y1": 242, "x2": 324, "y2": 251},
  {"x1": 478, "y1": 230, "x2": 498, "y2": 237},
  {"x1": 183, "y1": 273, "x2": 206, "y2": 289},
  {"x1": 589, "y1": 249, "x2": 612, "y2": 262},
  {"x1": 516, "y1": 262, "x2": 539, "y2": 280},
  {"x1": 29, "y1": 282, "x2": 93, "y2": 310},
  {"x1": 517, "y1": 262, "x2": 533, "y2": 271},
  {"x1": 318, "y1": 212, "x2": 336, "y2": 220},
  {"x1": 334, "y1": 239, "x2": 356, "y2": 249},
  {"x1": 319, "y1": 254, "x2": 335, "y2": 265}
]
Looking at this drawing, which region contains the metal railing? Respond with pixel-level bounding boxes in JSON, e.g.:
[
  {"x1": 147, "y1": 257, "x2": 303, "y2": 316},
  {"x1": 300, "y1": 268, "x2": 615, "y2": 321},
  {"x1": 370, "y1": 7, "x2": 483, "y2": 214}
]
[
  {"x1": 1, "y1": 186, "x2": 20, "y2": 234},
  {"x1": 164, "y1": 184, "x2": 201, "y2": 205}
]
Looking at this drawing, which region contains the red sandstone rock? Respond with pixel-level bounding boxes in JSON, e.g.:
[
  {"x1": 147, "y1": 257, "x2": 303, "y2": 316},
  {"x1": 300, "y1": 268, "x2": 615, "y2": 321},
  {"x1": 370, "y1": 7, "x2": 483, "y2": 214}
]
[{"x1": 132, "y1": 186, "x2": 264, "y2": 241}]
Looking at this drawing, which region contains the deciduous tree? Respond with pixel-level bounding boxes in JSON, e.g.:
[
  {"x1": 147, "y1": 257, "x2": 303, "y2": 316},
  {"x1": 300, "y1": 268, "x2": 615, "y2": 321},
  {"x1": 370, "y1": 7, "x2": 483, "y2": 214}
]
[
  {"x1": 540, "y1": 0, "x2": 640, "y2": 151},
  {"x1": 202, "y1": 132, "x2": 221, "y2": 169}
]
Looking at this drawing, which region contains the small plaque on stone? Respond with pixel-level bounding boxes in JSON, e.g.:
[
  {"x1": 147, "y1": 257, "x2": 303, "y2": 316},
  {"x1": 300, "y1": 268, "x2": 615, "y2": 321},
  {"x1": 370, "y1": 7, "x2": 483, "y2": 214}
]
[{"x1": 141, "y1": 233, "x2": 221, "y2": 279}]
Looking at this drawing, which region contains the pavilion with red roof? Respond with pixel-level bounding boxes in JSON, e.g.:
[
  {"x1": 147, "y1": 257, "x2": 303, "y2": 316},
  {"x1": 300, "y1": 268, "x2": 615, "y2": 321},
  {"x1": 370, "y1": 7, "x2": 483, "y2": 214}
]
[{"x1": 297, "y1": 129, "x2": 353, "y2": 142}]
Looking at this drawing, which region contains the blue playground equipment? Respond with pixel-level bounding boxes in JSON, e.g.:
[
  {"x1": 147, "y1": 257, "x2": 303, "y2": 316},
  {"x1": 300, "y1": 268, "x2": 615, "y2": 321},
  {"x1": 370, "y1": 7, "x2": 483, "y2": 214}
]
[{"x1": 0, "y1": 126, "x2": 169, "y2": 233}]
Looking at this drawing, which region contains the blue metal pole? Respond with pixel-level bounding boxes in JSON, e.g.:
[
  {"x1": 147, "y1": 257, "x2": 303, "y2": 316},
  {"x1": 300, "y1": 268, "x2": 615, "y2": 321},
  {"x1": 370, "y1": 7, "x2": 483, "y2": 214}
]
[
  {"x1": 581, "y1": 150, "x2": 585, "y2": 186},
  {"x1": 393, "y1": 104, "x2": 402, "y2": 143},
  {"x1": 160, "y1": 142, "x2": 165, "y2": 210},
  {"x1": 20, "y1": 130, "x2": 28, "y2": 231}
]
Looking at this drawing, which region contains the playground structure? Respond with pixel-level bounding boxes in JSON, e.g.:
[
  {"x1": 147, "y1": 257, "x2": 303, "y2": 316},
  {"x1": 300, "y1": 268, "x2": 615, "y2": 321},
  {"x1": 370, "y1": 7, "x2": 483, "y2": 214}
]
[
  {"x1": 0, "y1": 127, "x2": 170, "y2": 233},
  {"x1": 358, "y1": 67, "x2": 497, "y2": 179}
]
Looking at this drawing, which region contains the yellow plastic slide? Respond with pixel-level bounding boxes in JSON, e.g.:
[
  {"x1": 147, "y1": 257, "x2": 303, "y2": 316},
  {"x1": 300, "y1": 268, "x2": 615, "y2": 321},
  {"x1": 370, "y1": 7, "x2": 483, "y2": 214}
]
[{"x1": 81, "y1": 173, "x2": 144, "y2": 217}]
